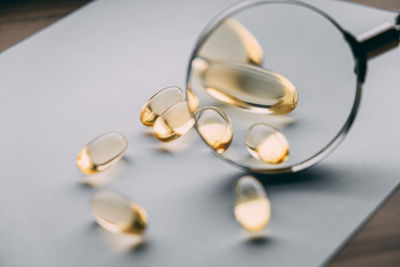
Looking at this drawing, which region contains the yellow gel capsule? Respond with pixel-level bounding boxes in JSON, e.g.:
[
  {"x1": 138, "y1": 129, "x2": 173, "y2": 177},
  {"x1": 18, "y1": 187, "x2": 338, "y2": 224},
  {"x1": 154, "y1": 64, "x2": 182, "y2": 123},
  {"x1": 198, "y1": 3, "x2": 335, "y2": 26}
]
[
  {"x1": 195, "y1": 107, "x2": 233, "y2": 153},
  {"x1": 153, "y1": 101, "x2": 195, "y2": 142},
  {"x1": 245, "y1": 123, "x2": 289, "y2": 164},
  {"x1": 91, "y1": 190, "x2": 147, "y2": 235},
  {"x1": 140, "y1": 86, "x2": 185, "y2": 127},
  {"x1": 198, "y1": 18, "x2": 263, "y2": 65},
  {"x1": 234, "y1": 175, "x2": 271, "y2": 232},
  {"x1": 77, "y1": 132, "x2": 127, "y2": 175},
  {"x1": 192, "y1": 57, "x2": 298, "y2": 115},
  {"x1": 187, "y1": 86, "x2": 199, "y2": 113}
]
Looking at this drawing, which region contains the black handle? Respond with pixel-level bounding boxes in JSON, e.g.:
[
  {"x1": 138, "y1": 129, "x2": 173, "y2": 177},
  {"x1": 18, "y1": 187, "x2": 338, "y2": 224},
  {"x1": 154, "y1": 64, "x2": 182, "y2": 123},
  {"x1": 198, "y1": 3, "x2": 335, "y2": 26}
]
[{"x1": 358, "y1": 14, "x2": 400, "y2": 59}]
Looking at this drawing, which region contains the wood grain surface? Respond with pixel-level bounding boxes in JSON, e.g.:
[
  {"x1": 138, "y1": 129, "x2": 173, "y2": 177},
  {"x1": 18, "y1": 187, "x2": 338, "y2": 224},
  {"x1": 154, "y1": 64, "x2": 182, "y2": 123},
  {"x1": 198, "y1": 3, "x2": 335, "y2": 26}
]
[
  {"x1": 0, "y1": 0, "x2": 90, "y2": 52},
  {"x1": 346, "y1": 0, "x2": 400, "y2": 12},
  {"x1": 0, "y1": 1, "x2": 399, "y2": 266}
]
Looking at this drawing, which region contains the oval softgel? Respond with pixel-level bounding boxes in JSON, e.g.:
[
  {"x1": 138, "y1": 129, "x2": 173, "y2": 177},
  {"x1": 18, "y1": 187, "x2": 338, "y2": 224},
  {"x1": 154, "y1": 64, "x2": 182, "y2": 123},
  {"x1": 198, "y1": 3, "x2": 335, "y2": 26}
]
[
  {"x1": 140, "y1": 86, "x2": 185, "y2": 127},
  {"x1": 246, "y1": 123, "x2": 289, "y2": 164},
  {"x1": 91, "y1": 190, "x2": 148, "y2": 235},
  {"x1": 198, "y1": 18, "x2": 263, "y2": 65},
  {"x1": 195, "y1": 106, "x2": 233, "y2": 153},
  {"x1": 77, "y1": 132, "x2": 127, "y2": 175},
  {"x1": 153, "y1": 101, "x2": 195, "y2": 142},
  {"x1": 234, "y1": 175, "x2": 271, "y2": 232},
  {"x1": 192, "y1": 58, "x2": 298, "y2": 115}
]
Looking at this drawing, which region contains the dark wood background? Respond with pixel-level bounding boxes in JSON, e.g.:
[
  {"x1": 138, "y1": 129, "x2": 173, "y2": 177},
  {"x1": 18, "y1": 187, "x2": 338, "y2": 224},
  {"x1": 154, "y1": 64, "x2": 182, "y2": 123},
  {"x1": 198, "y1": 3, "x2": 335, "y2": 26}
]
[{"x1": 0, "y1": 0, "x2": 399, "y2": 266}]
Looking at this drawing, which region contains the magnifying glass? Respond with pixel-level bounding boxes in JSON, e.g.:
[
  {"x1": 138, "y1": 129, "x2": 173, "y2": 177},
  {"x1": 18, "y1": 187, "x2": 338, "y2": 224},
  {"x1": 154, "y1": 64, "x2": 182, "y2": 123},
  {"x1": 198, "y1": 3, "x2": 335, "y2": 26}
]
[{"x1": 185, "y1": 0, "x2": 399, "y2": 174}]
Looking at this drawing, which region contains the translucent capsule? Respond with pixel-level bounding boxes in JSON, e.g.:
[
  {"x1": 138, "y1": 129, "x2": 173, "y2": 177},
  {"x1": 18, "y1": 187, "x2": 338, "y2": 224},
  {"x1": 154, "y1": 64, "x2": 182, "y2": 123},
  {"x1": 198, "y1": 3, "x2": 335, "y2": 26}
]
[
  {"x1": 192, "y1": 57, "x2": 298, "y2": 115},
  {"x1": 198, "y1": 18, "x2": 263, "y2": 65},
  {"x1": 234, "y1": 175, "x2": 271, "y2": 232},
  {"x1": 91, "y1": 190, "x2": 148, "y2": 235},
  {"x1": 140, "y1": 86, "x2": 185, "y2": 127},
  {"x1": 187, "y1": 86, "x2": 199, "y2": 113},
  {"x1": 246, "y1": 123, "x2": 289, "y2": 164},
  {"x1": 195, "y1": 107, "x2": 233, "y2": 153},
  {"x1": 153, "y1": 101, "x2": 195, "y2": 142},
  {"x1": 77, "y1": 132, "x2": 127, "y2": 175}
]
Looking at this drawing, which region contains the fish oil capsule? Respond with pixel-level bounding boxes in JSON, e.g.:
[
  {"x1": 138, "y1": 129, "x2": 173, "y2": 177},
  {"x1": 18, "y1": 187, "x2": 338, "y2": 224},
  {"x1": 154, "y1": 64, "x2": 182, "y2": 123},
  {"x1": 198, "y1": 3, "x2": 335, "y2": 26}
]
[
  {"x1": 245, "y1": 123, "x2": 289, "y2": 164},
  {"x1": 195, "y1": 107, "x2": 233, "y2": 153},
  {"x1": 192, "y1": 57, "x2": 298, "y2": 115},
  {"x1": 91, "y1": 190, "x2": 148, "y2": 235},
  {"x1": 198, "y1": 18, "x2": 263, "y2": 65},
  {"x1": 153, "y1": 101, "x2": 195, "y2": 142},
  {"x1": 187, "y1": 86, "x2": 199, "y2": 113},
  {"x1": 77, "y1": 132, "x2": 127, "y2": 175},
  {"x1": 234, "y1": 175, "x2": 271, "y2": 232},
  {"x1": 140, "y1": 86, "x2": 185, "y2": 127}
]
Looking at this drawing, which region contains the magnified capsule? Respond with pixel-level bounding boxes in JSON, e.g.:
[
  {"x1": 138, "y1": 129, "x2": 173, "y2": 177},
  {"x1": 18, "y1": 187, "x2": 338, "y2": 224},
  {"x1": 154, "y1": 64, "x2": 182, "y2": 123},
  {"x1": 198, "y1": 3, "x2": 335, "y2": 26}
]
[
  {"x1": 187, "y1": 86, "x2": 199, "y2": 113},
  {"x1": 140, "y1": 86, "x2": 185, "y2": 127},
  {"x1": 246, "y1": 123, "x2": 289, "y2": 164},
  {"x1": 234, "y1": 175, "x2": 271, "y2": 232},
  {"x1": 198, "y1": 18, "x2": 263, "y2": 65},
  {"x1": 195, "y1": 107, "x2": 233, "y2": 153},
  {"x1": 192, "y1": 57, "x2": 298, "y2": 115},
  {"x1": 153, "y1": 101, "x2": 195, "y2": 142},
  {"x1": 91, "y1": 190, "x2": 148, "y2": 235},
  {"x1": 77, "y1": 132, "x2": 127, "y2": 175}
]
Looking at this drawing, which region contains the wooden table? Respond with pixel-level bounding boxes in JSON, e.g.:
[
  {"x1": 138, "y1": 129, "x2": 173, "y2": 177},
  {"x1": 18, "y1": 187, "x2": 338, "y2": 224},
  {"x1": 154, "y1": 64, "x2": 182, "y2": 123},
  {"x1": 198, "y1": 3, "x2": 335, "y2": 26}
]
[{"x1": 1, "y1": 1, "x2": 399, "y2": 266}]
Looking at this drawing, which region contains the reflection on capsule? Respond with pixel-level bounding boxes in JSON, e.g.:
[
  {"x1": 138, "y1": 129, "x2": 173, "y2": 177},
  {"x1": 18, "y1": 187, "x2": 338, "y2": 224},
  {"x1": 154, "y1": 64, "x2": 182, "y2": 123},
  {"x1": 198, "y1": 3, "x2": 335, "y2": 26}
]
[
  {"x1": 140, "y1": 86, "x2": 185, "y2": 127},
  {"x1": 246, "y1": 123, "x2": 289, "y2": 164},
  {"x1": 191, "y1": 57, "x2": 298, "y2": 115},
  {"x1": 234, "y1": 175, "x2": 271, "y2": 232},
  {"x1": 195, "y1": 107, "x2": 233, "y2": 153},
  {"x1": 198, "y1": 18, "x2": 263, "y2": 65},
  {"x1": 91, "y1": 190, "x2": 148, "y2": 235},
  {"x1": 77, "y1": 132, "x2": 127, "y2": 175},
  {"x1": 153, "y1": 101, "x2": 195, "y2": 142}
]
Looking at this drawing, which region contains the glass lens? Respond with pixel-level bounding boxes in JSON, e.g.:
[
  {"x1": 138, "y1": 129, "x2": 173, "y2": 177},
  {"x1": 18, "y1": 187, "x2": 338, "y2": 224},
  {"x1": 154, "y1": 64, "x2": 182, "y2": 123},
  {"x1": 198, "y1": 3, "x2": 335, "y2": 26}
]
[{"x1": 187, "y1": 1, "x2": 361, "y2": 173}]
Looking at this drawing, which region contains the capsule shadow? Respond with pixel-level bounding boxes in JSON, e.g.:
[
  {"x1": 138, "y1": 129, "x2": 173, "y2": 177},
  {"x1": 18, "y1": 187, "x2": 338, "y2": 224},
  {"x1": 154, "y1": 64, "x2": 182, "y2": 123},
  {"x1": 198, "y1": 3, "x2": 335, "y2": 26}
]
[
  {"x1": 215, "y1": 165, "x2": 331, "y2": 197},
  {"x1": 142, "y1": 128, "x2": 155, "y2": 138},
  {"x1": 244, "y1": 232, "x2": 273, "y2": 247},
  {"x1": 80, "y1": 159, "x2": 127, "y2": 187},
  {"x1": 250, "y1": 165, "x2": 332, "y2": 186},
  {"x1": 97, "y1": 226, "x2": 147, "y2": 252},
  {"x1": 152, "y1": 129, "x2": 197, "y2": 154}
]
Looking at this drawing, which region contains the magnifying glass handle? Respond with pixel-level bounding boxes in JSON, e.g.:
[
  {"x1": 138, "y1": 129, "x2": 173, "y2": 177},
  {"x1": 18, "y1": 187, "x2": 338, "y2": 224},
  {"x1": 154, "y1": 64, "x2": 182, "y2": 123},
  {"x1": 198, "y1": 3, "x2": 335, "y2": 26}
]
[{"x1": 357, "y1": 14, "x2": 400, "y2": 59}]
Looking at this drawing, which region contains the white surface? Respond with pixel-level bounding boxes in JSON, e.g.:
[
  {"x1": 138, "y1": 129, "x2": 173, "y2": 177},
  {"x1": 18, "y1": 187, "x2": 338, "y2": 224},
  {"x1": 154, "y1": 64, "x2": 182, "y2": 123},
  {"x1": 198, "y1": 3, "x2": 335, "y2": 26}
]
[{"x1": 0, "y1": 0, "x2": 399, "y2": 266}]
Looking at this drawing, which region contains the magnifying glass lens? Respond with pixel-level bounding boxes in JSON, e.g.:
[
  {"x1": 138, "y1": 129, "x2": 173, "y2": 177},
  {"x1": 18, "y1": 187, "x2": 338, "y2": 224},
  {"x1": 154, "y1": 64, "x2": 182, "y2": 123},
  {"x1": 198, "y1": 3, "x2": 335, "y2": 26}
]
[{"x1": 187, "y1": 2, "x2": 360, "y2": 173}]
